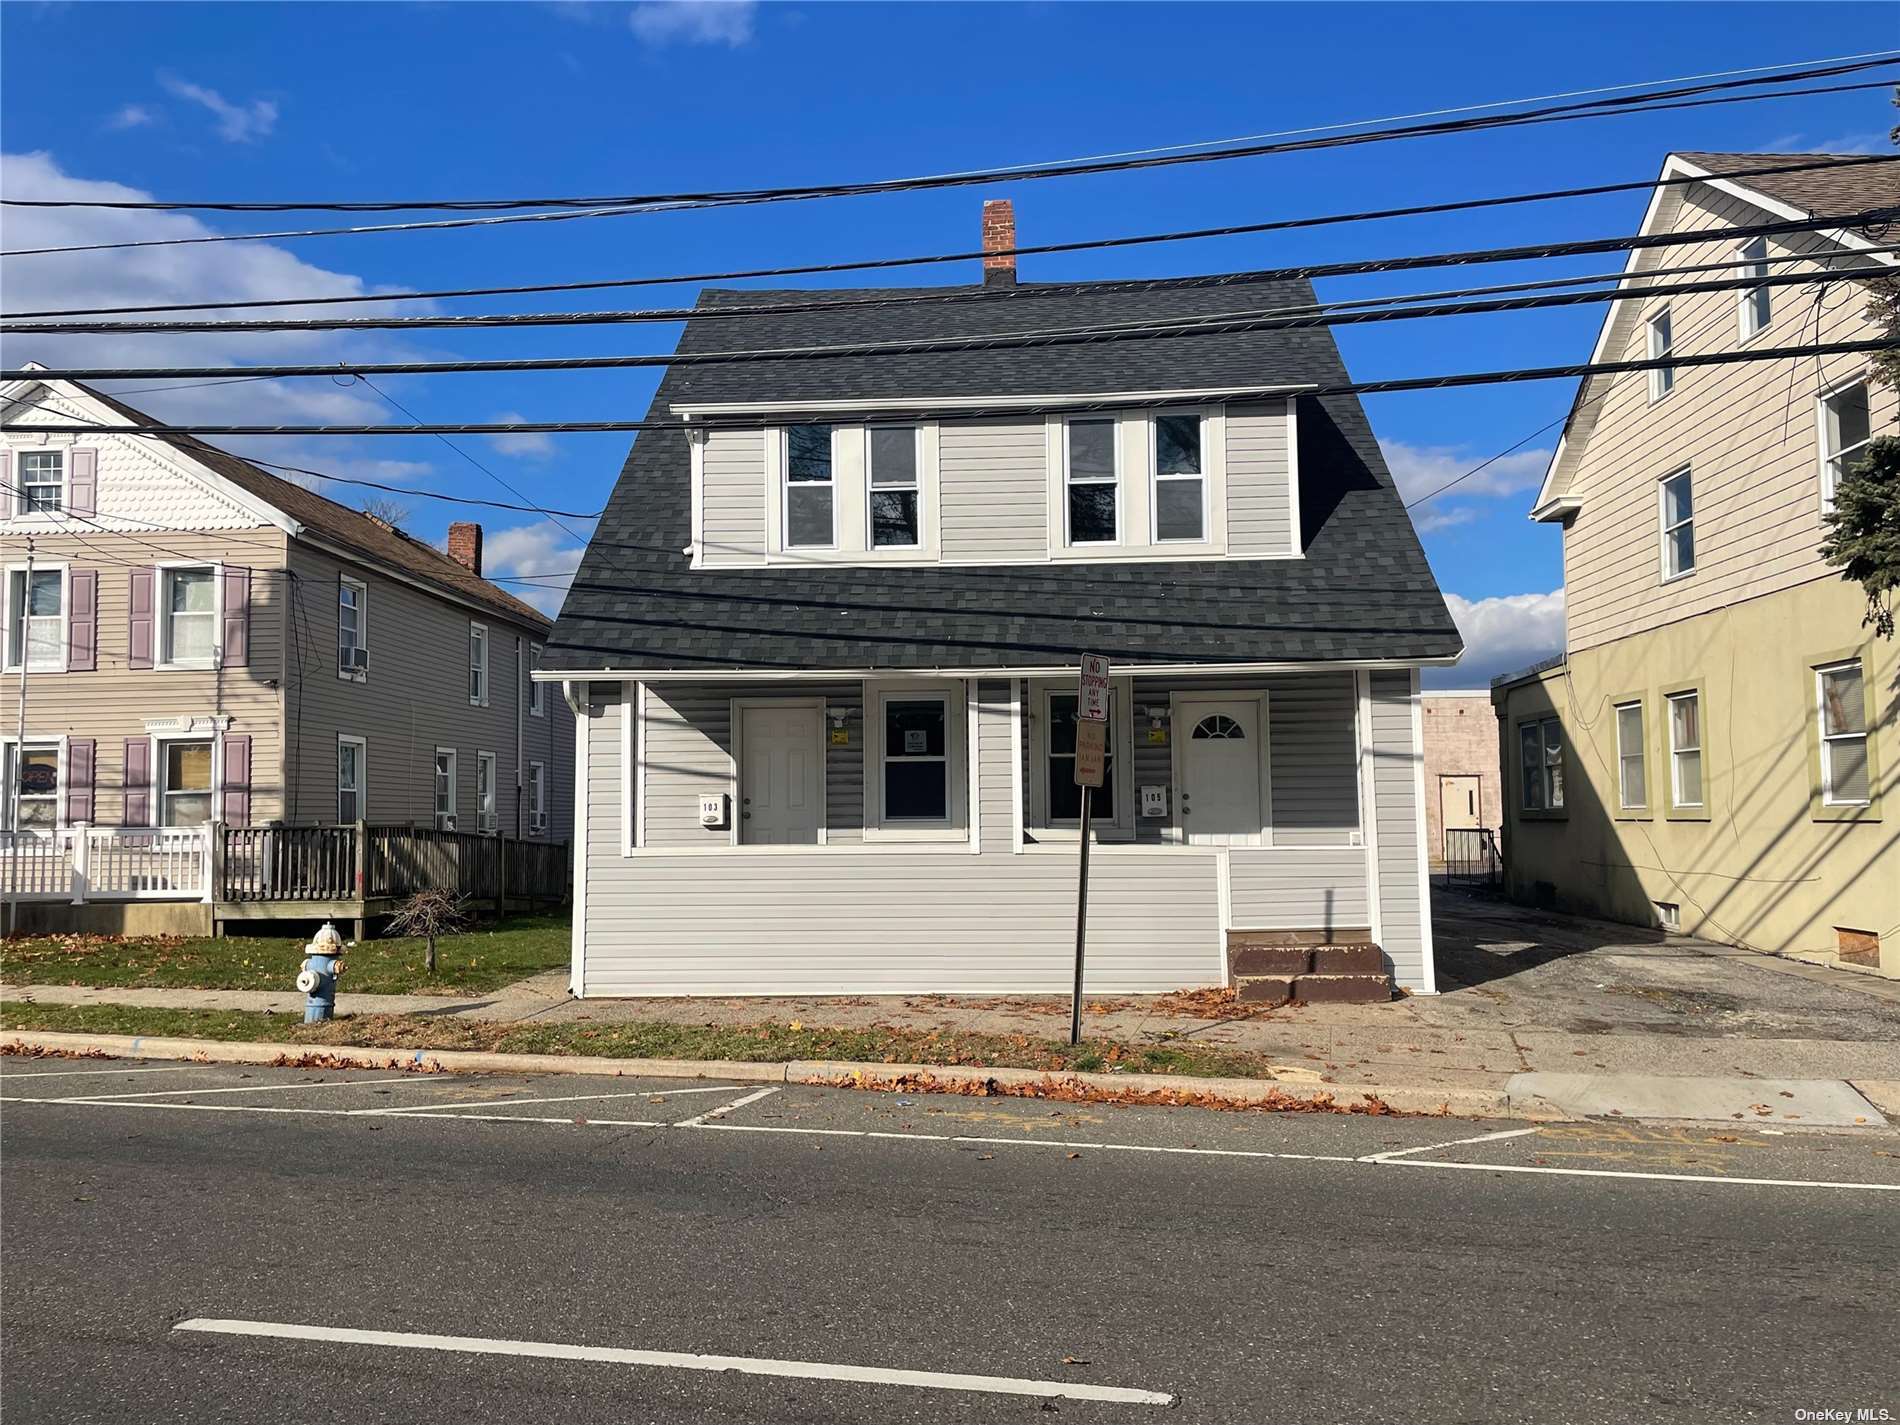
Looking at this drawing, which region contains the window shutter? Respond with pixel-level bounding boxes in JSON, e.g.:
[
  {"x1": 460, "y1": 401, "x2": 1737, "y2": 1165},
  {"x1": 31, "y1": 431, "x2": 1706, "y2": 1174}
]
[
  {"x1": 65, "y1": 739, "x2": 95, "y2": 824},
  {"x1": 69, "y1": 449, "x2": 98, "y2": 517},
  {"x1": 67, "y1": 569, "x2": 97, "y2": 671},
  {"x1": 128, "y1": 568, "x2": 155, "y2": 669},
  {"x1": 221, "y1": 734, "x2": 252, "y2": 825},
  {"x1": 123, "y1": 738, "x2": 151, "y2": 825},
  {"x1": 0, "y1": 450, "x2": 10, "y2": 514},
  {"x1": 221, "y1": 566, "x2": 250, "y2": 668}
]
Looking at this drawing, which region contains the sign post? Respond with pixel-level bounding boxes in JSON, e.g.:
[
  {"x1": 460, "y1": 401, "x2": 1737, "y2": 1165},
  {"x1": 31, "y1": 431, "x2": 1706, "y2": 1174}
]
[{"x1": 1070, "y1": 654, "x2": 1110, "y2": 1046}]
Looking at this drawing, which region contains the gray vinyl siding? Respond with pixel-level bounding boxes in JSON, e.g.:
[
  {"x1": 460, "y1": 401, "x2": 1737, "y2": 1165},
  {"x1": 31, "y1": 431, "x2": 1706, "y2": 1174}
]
[
  {"x1": 976, "y1": 679, "x2": 1015, "y2": 854},
  {"x1": 938, "y1": 418, "x2": 1047, "y2": 562},
  {"x1": 282, "y1": 542, "x2": 572, "y2": 841},
  {"x1": 699, "y1": 428, "x2": 767, "y2": 566},
  {"x1": 1370, "y1": 669, "x2": 1427, "y2": 987},
  {"x1": 1228, "y1": 848, "x2": 1368, "y2": 929},
  {"x1": 1225, "y1": 401, "x2": 1293, "y2": 556}
]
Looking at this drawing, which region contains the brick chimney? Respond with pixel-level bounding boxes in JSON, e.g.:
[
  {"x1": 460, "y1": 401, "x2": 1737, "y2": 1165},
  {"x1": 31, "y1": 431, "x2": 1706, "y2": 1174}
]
[
  {"x1": 447, "y1": 521, "x2": 483, "y2": 576},
  {"x1": 982, "y1": 199, "x2": 1016, "y2": 287}
]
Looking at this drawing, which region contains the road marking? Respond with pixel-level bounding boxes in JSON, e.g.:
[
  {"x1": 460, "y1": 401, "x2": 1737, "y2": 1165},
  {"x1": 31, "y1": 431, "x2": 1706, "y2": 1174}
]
[
  {"x1": 1358, "y1": 1127, "x2": 1543, "y2": 1162},
  {"x1": 171, "y1": 1318, "x2": 1174, "y2": 1406},
  {"x1": 355, "y1": 1084, "x2": 744, "y2": 1116},
  {"x1": 1383, "y1": 1157, "x2": 1900, "y2": 1191},
  {"x1": 48, "y1": 1076, "x2": 426, "y2": 1104},
  {"x1": 0, "y1": 1065, "x2": 204, "y2": 1079},
  {"x1": 674, "y1": 1086, "x2": 779, "y2": 1128}
]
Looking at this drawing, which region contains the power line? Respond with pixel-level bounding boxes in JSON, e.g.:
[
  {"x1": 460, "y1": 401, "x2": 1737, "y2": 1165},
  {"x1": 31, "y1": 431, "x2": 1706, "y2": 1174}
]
[
  {"x1": 8, "y1": 338, "x2": 1886, "y2": 437},
  {"x1": 17, "y1": 233, "x2": 1895, "y2": 336}
]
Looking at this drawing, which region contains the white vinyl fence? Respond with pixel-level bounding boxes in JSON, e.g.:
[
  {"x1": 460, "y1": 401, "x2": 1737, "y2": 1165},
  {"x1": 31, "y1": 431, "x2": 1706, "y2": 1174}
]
[{"x1": 0, "y1": 826, "x2": 212, "y2": 904}]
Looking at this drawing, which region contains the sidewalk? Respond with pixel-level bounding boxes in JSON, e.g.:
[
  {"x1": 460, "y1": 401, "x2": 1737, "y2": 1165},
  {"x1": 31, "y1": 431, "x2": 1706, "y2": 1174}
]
[{"x1": 7, "y1": 891, "x2": 1899, "y2": 1118}]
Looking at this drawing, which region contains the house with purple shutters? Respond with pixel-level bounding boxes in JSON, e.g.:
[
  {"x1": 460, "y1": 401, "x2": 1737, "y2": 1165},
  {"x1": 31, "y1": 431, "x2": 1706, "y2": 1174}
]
[{"x1": 2, "y1": 368, "x2": 571, "y2": 931}]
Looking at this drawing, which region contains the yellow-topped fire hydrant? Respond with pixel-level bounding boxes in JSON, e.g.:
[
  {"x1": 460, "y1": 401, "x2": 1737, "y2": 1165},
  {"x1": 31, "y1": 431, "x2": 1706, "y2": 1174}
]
[{"x1": 296, "y1": 922, "x2": 345, "y2": 1023}]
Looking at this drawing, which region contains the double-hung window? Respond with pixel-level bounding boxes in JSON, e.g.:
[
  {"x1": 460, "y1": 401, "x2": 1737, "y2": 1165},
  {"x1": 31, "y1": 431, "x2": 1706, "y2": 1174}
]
[
  {"x1": 434, "y1": 748, "x2": 458, "y2": 830},
  {"x1": 16, "y1": 450, "x2": 64, "y2": 513},
  {"x1": 1615, "y1": 700, "x2": 1647, "y2": 810},
  {"x1": 528, "y1": 761, "x2": 547, "y2": 835},
  {"x1": 1737, "y1": 238, "x2": 1771, "y2": 338},
  {"x1": 338, "y1": 576, "x2": 367, "y2": 681},
  {"x1": 1152, "y1": 413, "x2": 1206, "y2": 542},
  {"x1": 868, "y1": 425, "x2": 921, "y2": 549},
  {"x1": 477, "y1": 751, "x2": 498, "y2": 833},
  {"x1": 1820, "y1": 381, "x2": 1871, "y2": 512},
  {"x1": 337, "y1": 735, "x2": 366, "y2": 822},
  {"x1": 528, "y1": 643, "x2": 544, "y2": 716},
  {"x1": 468, "y1": 623, "x2": 489, "y2": 706},
  {"x1": 1659, "y1": 467, "x2": 1694, "y2": 579},
  {"x1": 5, "y1": 567, "x2": 64, "y2": 671},
  {"x1": 2, "y1": 742, "x2": 59, "y2": 831},
  {"x1": 879, "y1": 694, "x2": 950, "y2": 826},
  {"x1": 1046, "y1": 690, "x2": 1115, "y2": 823},
  {"x1": 1518, "y1": 717, "x2": 1564, "y2": 812},
  {"x1": 1064, "y1": 418, "x2": 1118, "y2": 545},
  {"x1": 1668, "y1": 691, "x2": 1703, "y2": 809},
  {"x1": 1647, "y1": 309, "x2": 1675, "y2": 401},
  {"x1": 160, "y1": 741, "x2": 214, "y2": 826},
  {"x1": 784, "y1": 424, "x2": 835, "y2": 549},
  {"x1": 1817, "y1": 661, "x2": 1870, "y2": 806},
  {"x1": 162, "y1": 567, "x2": 216, "y2": 666}
]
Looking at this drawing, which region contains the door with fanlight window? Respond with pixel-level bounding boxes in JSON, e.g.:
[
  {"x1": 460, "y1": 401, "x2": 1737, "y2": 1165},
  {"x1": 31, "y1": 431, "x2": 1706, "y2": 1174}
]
[{"x1": 1176, "y1": 697, "x2": 1263, "y2": 844}]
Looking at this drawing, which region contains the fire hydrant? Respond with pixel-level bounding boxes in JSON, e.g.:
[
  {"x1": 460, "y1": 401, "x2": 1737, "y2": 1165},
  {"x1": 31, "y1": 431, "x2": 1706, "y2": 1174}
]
[{"x1": 296, "y1": 922, "x2": 345, "y2": 1023}]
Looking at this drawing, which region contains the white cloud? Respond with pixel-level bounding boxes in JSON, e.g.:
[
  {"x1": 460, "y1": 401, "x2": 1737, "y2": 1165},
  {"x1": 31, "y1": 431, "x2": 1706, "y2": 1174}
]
[
  {"x1": 1426, "y1": 588, "x2": 1565, "y2": 690},
  {"x1": 158, "y1": 73, "x2": 279, "y2": 143},
  {"x1": 629, "y1": 0, "x2": 756, "y2": 46},
  {"x1": 1380, "y1": 437, "x2": 1550, "y2": 506},
  {"x1": 483, "y1": 522, "x2": 589, "y2": 616},
  {"x1": 486, "y1": 413, "x2": 557, "y2": 461},
  {"x1": 104, "y1": 104, "x2": 154, "y2": 132},
  {"x1": 1413, "y1": 505, "x2": 1478, "y2": 535}
]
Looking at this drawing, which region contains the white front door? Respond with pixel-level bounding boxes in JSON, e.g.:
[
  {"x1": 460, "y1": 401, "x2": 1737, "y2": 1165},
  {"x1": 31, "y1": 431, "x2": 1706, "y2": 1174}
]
[
  {"x1": 1178, "y1": 698, "x2": 1263, "y2": 844},
  {"x1": 739, "y1": 703, "x2": 822, "y2": 845}
]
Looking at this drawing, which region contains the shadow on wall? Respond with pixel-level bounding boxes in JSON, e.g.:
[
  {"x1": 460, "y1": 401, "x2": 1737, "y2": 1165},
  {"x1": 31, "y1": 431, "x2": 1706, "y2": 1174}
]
[{"x1": 1297, "y1": 396, "x2": 1382, "y2": 552}]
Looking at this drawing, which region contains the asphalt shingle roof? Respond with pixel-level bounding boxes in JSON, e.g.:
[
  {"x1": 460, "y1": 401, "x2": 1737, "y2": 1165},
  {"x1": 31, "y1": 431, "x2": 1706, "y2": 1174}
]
[
  {"x1": 1675, "y1": 151, "x2": 1900, "y2": 235},
  {"x1": 545, "y1": 277, "x2": 1460, "y2": 674}
]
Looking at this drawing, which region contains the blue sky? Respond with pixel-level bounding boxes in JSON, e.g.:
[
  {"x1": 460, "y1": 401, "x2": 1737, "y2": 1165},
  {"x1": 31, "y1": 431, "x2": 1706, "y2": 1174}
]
[{"x1": 1, "y1": 1, "x2": 1891, "y2": 683}]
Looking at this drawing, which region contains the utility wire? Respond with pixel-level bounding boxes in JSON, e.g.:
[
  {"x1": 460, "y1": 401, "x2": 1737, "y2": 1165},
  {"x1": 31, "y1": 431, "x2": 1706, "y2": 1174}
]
[
  {"x1": 8, "y1": 152, "x2": 1894, "y2": 310},
  {"x1": 8, "y1": 339, "x2": 1887, "y2": 437}
]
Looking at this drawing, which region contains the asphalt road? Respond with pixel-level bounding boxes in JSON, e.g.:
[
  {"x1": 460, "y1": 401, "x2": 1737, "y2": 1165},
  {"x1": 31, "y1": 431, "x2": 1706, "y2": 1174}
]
[{"x1": 3, "y1": 1059, "x2": 1897, "y2": 1424}]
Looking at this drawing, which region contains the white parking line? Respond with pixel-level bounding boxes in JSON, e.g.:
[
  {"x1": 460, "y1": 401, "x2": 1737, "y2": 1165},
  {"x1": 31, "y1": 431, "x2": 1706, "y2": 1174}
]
[
  {"x1": 356, "y1": 1084, "x2": 744, "y2": 1116},
  {"x1": 0, "y1": 1065, "x2": 205, "y2": 1080},
  {"x1": 1383, "y1": 1157, "x2": 1900, "y2": 1191},
  {"x1": 44, "y1": 1076, "x2": 426, "y2": 1105},
  {"x1": 172, "y1": 1318, "x2": 1174, "y2": 1406},
  {"x1": 1358, "y1": 1127, "x2": 1542, "y2": 1163},
  {"x1": 674, "y1": 1086, "x2": 779, "y2": 1128}
]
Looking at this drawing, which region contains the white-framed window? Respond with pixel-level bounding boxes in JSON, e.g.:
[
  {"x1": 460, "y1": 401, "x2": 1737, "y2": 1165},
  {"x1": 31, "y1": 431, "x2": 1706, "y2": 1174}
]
[
  {"x1": 1151, "y1": 412, "x2": 1207, "y2": 543},
  {"x1": 1817, "y1": 660, "x2": 1870, "y2": 807},
  {"x1": 1737, "y1": 237, "x2": 1771, "y2": 339},
  {"x1": 338, "y1": 576, "x2": 367, "y2": 681},
  {"x1": 864, "y1": 682, "x2": 965, "y2": 837},
  {"x1": 468, "y1": 622, "x2": 489, "y2": 706},
  {"x1": 1646, "y1": 309, "x2": 1675, "y2": 402},
  {"x1": 337, "y1": 734, "x2": 366, "y2": 823},
  {"x1": 476, "y1": 751, "x2": 498, "y2": 833},
  {"x1": 4, "y1": 565, "x2": 65, "y2": 672},
  {"x1": 867, "y1": 424, "x2": 921, "y2": 549},
  {"x1": 528, "y1": 643, "x2": 545, "y2": 717},
  {"x1": 1615, "y1": 700, "x2": 1647, "y2": 810},
  {"x1": 433, "y1": 748, "x2": 458, "y2": 830},
  {"x1": 528, "y1": 760, "x2": 547, "y2": 835},
  {"x1": 1, "y1": 739, "x2": 61, "y2": 831},
  {"x1": 1044, "y1": 688, "x2": 1116, "y2": 825},
  {"x1": 784, "y1": 423, "x2": 835, "y2": 549},
  {"x1": 159, "y1": 739, "x2": 214, "y2": 826},
  {"x1": 1820, "y1": 380, "x2": 1871, "y2": 513},
  {"x1": 1667, "y1": 691, "x2": 1703, "y2": 809},
  {"x1": 1063, "y1": 416, "x2": 1119, "y2": 546},
  {"x1": 16, "y1": 450, "x2": 64, "y2": 514},
  {"x1": 159, "y1": 565, "x2": 217, "y2": 668},
  {"x1": 1659, "y1": 467, "x2": 1694, "y2": 580},
  {"x1": 1518, "y1": 716, "x2": 1564, "y2": 812}
]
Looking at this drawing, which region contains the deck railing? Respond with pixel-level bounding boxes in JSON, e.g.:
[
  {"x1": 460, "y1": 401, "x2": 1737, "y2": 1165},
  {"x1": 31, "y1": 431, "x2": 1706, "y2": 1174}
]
[{"x1": 1, "y1": 826, "x2": 211, "y2": 903}]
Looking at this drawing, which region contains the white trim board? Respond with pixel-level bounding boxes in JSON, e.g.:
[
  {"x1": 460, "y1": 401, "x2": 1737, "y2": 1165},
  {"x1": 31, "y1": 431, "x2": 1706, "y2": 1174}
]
[{"x1": 672, "y1": 383, "x2": 1312, "y2": 417}]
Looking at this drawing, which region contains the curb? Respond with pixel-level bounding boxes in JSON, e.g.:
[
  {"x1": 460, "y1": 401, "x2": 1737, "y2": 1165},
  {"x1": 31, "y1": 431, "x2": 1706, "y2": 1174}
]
[{"x1": 0, "y1": 1030, "x2": 1576, "y2": 1122}]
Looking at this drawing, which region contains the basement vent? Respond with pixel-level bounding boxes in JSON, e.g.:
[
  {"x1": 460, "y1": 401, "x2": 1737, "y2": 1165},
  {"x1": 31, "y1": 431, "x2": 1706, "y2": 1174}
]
[
  {"x1": 1654, "y1": 901, "x2": 1681, "y2": 932},
  {"x1": 1837, "y1": 927, "x2": 1881, "y2": 968}
]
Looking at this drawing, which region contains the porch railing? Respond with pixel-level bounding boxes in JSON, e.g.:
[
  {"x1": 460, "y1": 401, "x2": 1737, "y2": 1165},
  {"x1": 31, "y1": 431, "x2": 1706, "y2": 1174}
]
[
  {"x1": 0, "y1": 826, "x2": 212, "y2": 904},
  {"x1": 221, "y1": 822, "x2": 567, "y2": 906}
]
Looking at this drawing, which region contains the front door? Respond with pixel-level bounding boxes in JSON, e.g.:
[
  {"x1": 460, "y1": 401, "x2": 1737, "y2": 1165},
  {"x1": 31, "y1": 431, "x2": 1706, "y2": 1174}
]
[
  {"x1": 739, "y1": 703, "x2": 822, "y2": 845},
  {"x1": 1177, "y1": 698, "x2": 1262, "y2": 844}
]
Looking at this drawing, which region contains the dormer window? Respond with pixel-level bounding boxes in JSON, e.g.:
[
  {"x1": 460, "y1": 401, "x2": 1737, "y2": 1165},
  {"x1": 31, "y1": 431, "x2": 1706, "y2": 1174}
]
[
  {"x1": 784, "y1": 424, "x2": 835, "y2": 549},
  {"x1": 1152, "y1": 413, "x2": 1206, "y2": 542},
  {"x1": 17, "y1": 451, "x2": 64, "y2": 513},
  {"x1": 868, "y1": 425, "x2": 920, "y2": 548},
  {"x1": 1064, "y1": 417, "x2": 1118, "y2": 545}
]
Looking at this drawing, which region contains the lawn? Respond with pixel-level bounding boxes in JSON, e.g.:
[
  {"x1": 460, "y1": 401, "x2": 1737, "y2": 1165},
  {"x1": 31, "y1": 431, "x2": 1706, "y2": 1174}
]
[
  {"x1": 0, "y1": 1002, "x2": 1286, "y2": 1081},
  {"x1": 0, "y1": 913, "x2": 570, "y2": 996}
]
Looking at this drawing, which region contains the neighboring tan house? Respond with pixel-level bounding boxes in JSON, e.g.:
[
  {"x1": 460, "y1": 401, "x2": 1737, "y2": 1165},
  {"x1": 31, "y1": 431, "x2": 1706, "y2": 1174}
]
[
  {"x1": 2, "y1": 371, "x2": 574, "y2": 878},
  {"x1": 1421, "y1": 691, "x2": 1502, "y2": 871},
  {"x1": 540, "y1": 200, "x2": 1462, "y2": 1001},
  {"x1": 1493, "y1": 152, "x2": 1898, "y2": 977}
]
